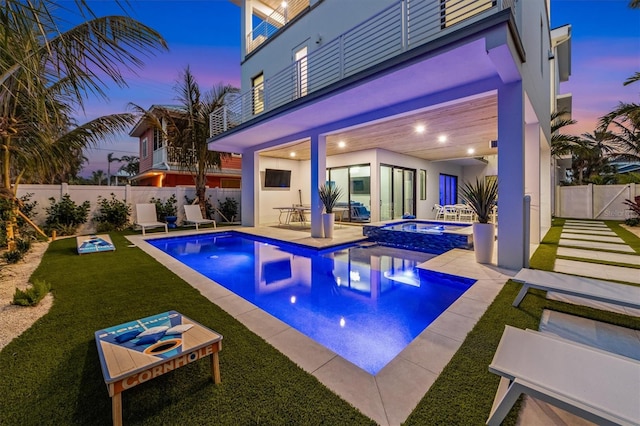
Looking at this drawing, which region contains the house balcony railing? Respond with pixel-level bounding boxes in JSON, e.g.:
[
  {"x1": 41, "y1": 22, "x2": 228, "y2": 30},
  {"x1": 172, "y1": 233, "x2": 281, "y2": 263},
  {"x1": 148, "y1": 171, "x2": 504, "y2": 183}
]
[
  {"x1": 247, "y1": 0, "x2": 311, "y2": 54},
  {"x1": 211, "y1": 0, "x2": 517, "y2": 138},
  {"x1": 152, "y1": 145, "x2": 196, "y2": 169}
]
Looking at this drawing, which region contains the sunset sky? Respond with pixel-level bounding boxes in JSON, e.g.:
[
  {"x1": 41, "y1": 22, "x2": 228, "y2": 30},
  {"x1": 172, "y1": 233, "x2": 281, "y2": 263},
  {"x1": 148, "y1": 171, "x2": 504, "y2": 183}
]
[{"x1": 66, "y1": 0, "x2": 640, "y2": 176}]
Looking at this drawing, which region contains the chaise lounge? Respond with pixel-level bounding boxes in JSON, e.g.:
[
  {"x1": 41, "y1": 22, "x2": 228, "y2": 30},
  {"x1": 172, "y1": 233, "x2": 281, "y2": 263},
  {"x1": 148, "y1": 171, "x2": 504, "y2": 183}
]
[
  {"x1": 135, "y1": 204, "x2": 168, "y2": 236},
  {"x1": 184, "y1": 205, "x2": 216, "y2": 230},
  {"x1": 487, "y1": 325, "x2": 640, "y2": 426},
  {"x1": 510, "y1": 268, "x2": 640, "y2": 310}
]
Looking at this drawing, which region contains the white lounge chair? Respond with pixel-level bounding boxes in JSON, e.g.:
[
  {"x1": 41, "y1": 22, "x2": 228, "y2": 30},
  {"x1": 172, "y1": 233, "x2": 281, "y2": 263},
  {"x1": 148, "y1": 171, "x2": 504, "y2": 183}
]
[
  {"x1": 511, "y1": 268, "x2": 640, "y2": 309},
  {"x1": 487, "y1": 325, "x2": 640, "y2": 426},
  {"x1": 184, "y1": 205, "x2": 216, "y2": 230},
  {"x1": 135, "y1": 204, "x2": 168, "y2": 236}
]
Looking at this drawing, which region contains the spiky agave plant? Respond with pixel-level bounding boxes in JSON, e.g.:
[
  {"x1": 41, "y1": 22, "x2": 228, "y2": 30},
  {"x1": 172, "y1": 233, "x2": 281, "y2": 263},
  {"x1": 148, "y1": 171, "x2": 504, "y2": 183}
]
[
  {"x1": 459, "y1": 178, "x2": 498, "y2": 224},
  {"x1": 318, "y1": 184, "x2": 343, "y2": 214}
]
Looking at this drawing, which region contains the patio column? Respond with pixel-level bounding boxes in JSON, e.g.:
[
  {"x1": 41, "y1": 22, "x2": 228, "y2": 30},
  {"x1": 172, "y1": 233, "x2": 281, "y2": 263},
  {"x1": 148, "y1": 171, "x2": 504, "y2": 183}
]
[
  {"x1": 241, "y1": 149, "x2": 258, "y2": 226},
  {"x1": 310, "y1": 133, "x2": 326, "y2": 238},
  {"x1": 497, "y1": 81, "x2": 525, "y2": 269},
  {"x1": 525, "y1": 123, "x2": 541, "y2": 244}
]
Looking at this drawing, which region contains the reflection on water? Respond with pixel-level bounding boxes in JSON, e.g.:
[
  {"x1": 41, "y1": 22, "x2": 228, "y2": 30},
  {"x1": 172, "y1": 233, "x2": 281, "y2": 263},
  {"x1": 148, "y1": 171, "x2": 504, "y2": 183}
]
[{"x1": 150, "y1": 232, "x2": 475, "y2": 374}]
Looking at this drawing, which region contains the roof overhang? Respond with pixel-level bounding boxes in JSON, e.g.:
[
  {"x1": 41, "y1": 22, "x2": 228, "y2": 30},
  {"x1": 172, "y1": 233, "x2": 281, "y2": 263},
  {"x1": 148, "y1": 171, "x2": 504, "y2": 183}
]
[
  {"x1": 551, "y1": 24, "x2": 572, "y2": 82},
  {"x1": 556, "y1": 93, "x2": 572, "y2": 118},
  {"x1": 208, "y1": 10, "x2": 524, "y2": 157}
]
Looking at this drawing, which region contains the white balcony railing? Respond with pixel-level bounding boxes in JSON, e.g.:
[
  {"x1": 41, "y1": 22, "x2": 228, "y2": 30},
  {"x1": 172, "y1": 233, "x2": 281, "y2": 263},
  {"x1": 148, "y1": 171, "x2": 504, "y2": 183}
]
[
  {"x1": 211, "y1": 0, "x2": 516, "y2": 138},
  {"x1": 247, "y1": 0, "x2": 311, "y2": 53},
  {"x1": 151, "y1": 146, "x2": 196, "y2": 169}
]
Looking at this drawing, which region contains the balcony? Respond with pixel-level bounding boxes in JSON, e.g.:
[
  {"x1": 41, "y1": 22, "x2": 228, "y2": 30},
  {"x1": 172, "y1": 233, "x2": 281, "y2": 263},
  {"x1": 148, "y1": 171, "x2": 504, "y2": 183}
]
[
  {"x1": 211, "y1": 0, "x2": 517, "y2": 139},
  {"x1": 247, "y1": 0, "x2": 311, "y2": 54},
  {"x1": 151, "y1": 145, "x2": 196, "y2": 170}
]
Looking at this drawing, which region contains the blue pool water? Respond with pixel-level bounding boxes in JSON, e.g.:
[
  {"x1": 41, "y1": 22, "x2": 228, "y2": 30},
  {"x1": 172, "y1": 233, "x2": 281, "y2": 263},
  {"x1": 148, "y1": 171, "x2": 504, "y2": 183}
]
[
  {"x1": 149, "y1": 232, "x2": 475, "y2": 374},
  {"x1": 383, "y1": 221, "x2": 469, "y2": 233}
]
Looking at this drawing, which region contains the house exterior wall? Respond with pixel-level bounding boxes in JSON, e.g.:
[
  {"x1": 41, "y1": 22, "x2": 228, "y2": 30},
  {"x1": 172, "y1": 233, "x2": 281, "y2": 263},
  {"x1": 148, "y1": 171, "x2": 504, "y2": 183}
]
[
  {"x1": 138, "y1": 128, "x2": 154, "y2": 173},
  {"x1": 241, "y1": 0, "x2": 394, "y2": 92}
]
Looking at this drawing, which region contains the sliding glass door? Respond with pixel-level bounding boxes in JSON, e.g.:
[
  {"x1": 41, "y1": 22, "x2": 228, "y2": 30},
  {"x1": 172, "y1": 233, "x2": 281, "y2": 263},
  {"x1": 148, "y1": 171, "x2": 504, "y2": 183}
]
[{"x1": 380, "y1": 165, "x2": 415, "y2": 220}]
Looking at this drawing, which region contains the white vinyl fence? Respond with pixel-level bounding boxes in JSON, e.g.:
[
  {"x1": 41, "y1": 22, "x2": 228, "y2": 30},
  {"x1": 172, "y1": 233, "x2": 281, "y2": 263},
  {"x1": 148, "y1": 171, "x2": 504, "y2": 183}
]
[
  {"x1": 16, "y1": 184, "x2": 241, "y2": 235},
  {"x1": 555, "y1": 183, "x2": 638, "y2": 220}
]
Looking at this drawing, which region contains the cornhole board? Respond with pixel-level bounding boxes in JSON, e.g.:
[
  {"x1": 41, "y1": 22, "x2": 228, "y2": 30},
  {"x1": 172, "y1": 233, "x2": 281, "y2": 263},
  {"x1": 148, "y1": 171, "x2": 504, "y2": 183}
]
[
  {"x1": 76, "y1": 234, "x2": 115, "y2": 254},
  {"x1": 95, "y1": 310, "x2": 222, "y2": 426}
]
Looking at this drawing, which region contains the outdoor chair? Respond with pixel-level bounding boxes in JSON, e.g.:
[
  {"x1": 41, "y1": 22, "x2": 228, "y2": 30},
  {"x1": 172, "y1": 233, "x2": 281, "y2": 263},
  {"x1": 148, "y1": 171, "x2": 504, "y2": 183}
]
[
  {"x1": 184, "y1": 205, "x2": 216, "y2": 230},
  {"x1": 511, "y1": 268, "x2": 640, "y2": 310},
  {"x1": 487, "y1": 325, "x2": 640, "y2": 425},
  {"x1": 135, "y1": 204, "x2": 168, "y2": 236},
  {"x1": 442, "y1": 205, "x2": 458, "y2": 221},
  {"x1": 434, "y1": 204, "x2": 445, "y2": 220}
]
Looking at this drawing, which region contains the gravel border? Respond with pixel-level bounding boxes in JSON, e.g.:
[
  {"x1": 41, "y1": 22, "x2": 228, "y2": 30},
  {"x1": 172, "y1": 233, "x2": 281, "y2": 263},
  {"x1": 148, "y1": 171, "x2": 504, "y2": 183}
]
[{"x1": 0, "y1": 242, "x2": 53, "y2": 351}]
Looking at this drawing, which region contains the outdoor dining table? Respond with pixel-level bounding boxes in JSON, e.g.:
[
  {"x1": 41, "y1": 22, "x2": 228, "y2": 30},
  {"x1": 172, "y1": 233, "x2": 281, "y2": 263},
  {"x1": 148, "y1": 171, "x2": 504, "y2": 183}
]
[{"x1": 95, "y1": 310, "x2": 222, "y2": 426}]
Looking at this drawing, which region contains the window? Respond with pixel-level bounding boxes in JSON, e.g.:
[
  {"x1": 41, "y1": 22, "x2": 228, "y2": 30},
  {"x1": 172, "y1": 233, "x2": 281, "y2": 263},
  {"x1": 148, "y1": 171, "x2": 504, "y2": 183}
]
[
  {"x1": 142, "y1": 137, "x2": 148, "y2": 159},
  {"x1": 439, "y1": 174, "x2": 458, "y2": 205},
  {"x1": 153, "y1": 127, "x2": 163, "y2": 151},
  {"x1": 294, "y1": 46, "x2": 308, "y2": 98},
  {"x1": 252, "y1": 72, "x2": 264, "y2": 114}
]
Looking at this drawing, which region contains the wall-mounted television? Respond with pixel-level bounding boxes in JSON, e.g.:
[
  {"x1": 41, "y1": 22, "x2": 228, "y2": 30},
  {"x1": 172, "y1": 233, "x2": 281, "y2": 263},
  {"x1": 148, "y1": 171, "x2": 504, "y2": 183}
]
[{"x1": 264, "y1": 168, "x2": 291, "y2": 188}]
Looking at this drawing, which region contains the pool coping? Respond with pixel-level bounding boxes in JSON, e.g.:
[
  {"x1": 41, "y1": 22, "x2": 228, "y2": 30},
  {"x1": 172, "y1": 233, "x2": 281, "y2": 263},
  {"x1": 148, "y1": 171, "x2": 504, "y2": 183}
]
[{"x1": 127, "y1": 227, "x2": 515, "y2": 426}]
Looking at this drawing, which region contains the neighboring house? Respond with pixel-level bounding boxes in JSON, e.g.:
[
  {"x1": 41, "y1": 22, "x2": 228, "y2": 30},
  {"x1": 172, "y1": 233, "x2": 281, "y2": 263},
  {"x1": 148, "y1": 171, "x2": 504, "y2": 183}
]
[
  {"x1": 208, "y1": 0, "x2": 572, "y2": 270},
  {"x1": 129, "y1": 105, "x2": 242, "y2": 188}
]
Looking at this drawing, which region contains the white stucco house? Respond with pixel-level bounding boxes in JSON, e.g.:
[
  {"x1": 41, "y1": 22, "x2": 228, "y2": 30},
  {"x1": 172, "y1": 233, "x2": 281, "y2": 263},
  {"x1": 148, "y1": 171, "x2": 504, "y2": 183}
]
[{"x1": 207, "y1": 0, "x2": 572, "y2": 270}]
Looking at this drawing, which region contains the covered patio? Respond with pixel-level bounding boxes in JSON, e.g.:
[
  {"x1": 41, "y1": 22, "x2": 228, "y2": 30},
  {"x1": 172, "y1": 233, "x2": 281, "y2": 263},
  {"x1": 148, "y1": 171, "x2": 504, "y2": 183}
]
[{"x1": 209, "y1": 8, "x2": 552, "y2": 270}]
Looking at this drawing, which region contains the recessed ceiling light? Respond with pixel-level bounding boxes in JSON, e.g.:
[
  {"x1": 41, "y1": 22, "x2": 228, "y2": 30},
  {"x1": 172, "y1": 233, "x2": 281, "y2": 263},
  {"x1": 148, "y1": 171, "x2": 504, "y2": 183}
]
[
  {"x1": 467, "y1": 148, "x2": 475, "y2": 155},
  {"x1": 415, "y1": 125, "x2": 426, "y2": 134},
  {"x1": 281, "y1": 1, "x2": 288, "y2": 8},
  {"x1": 438, "y1": 135, "x2": 447, "y2": 143},
  {"x1": 338, "y1": 141, "x2": 346, "y2": 148},
  {"x1": 290, "y1": 152, "x2": 296, "y2": 157}
]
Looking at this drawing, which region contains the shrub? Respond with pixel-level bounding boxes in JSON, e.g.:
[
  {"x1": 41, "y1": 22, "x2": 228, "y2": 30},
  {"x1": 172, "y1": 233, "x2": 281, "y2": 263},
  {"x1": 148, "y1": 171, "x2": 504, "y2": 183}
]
[
  {"x1": 12, "y1": 279, "x2": 51, "y2": 306},
  {"x1": 45, "y1": 194, "x2": 90, "y2": 236},
  {"x1": 625, "y1": 217, "x2": 640, "y2": 227},
  {"x1": 94, "y1": 194, "x2": 131, "y2": 232},
  {"x1": 218, "y1": 197, "x2": 239, "y2": 222},
  {"x1": 15, "y1": 238, "x2": 31, "y2": 254},
  {"x1": 0, "y1": 193, "x2": 38, "y2": 249},
  {"x1": 3, "y1": 249, "x2": 23, "y2": 264},
  {"x1": 150, "y1": 195, "x2": 177, "y2": 221}
]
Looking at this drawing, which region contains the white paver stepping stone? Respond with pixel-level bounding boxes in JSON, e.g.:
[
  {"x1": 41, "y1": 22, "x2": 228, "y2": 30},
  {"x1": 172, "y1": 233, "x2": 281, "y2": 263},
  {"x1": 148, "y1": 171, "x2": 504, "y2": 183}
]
[
  {"x1": 558, "y1": 239, "x2": 635, "y2": 253},
  {"x1": 560, "y1": 233, "x2": 625, "y2": 244},
  {"x1": 564, "y1": 220, "x2": 606, "y2": 225},
  {"x1": 554, "y1": 258, "x2": 640, "y2": 284},
  {"x1": 557, "y1": 247, "x2": 640, "y2": 266},
  {"x1": 539, "y1": 310, "x2": 640, "y2": 359},
  {"x1": 560, "y1": 228, "x2": 616, "y2": 236},
  {"x1": 564, "y1": 223, "x2": 608, "y2": 228}
]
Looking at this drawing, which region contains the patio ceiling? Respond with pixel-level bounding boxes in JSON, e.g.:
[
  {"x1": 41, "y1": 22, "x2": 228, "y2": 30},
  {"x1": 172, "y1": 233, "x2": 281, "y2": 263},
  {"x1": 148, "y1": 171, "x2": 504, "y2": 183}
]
[{"x1": 258, "y1": 94, "x2": 498, "y2": 161}]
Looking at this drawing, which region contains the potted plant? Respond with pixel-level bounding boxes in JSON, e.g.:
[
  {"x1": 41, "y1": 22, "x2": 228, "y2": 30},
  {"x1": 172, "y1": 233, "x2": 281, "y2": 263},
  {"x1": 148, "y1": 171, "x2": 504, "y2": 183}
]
[
  {"x1": 150, "y1": 195, "x2": 178, "y2": 228},
  {"x1": 318, "y1": 184, "x2": 343, "y2": 238},
  {"x1": 459, "y1": 177, "x2": 498, "y2": 263}
]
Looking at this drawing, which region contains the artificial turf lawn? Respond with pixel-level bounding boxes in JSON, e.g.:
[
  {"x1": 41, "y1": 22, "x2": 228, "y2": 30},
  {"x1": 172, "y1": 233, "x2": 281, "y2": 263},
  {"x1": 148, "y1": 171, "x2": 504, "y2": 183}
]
[
  {"x1": 2, "y1": 221, "x2": 639, "y2": 425},
  {"x1": 404, "y1": 218, "x2": 640, "y2": 425},
  {"x1": 0, "y1": 234, "x2": 375, "y2": 425}
]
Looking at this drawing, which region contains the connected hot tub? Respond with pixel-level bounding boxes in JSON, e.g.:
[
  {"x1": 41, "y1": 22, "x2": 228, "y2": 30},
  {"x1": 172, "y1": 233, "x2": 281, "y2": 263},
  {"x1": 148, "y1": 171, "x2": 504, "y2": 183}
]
[{"x1": 363, "y1": 220, "x2": 473, "y2": 254}]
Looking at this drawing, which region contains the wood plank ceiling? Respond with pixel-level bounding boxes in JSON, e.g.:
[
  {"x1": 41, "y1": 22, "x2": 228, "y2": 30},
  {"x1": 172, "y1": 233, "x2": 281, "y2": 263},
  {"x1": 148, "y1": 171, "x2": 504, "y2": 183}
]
[{"x1": 259, "y1": 94, "x2": 498, "y2": 162}]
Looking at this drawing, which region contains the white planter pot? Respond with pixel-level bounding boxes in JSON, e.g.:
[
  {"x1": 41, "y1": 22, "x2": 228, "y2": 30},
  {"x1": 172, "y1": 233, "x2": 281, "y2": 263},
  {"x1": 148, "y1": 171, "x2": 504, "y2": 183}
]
[
  {"x1": 322, "y1": 213, "x2": 335, "y2": 238},
  {"x1": 472, "y1": 222, "x2": 495, "y2": 264}
]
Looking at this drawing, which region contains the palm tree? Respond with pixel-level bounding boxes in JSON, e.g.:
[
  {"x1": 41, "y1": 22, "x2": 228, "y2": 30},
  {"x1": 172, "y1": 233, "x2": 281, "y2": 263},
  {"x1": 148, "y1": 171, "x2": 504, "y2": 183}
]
[
  {"x1": 91, "y1": 170, "x2": 107, "y2": 185},
  {"x1": 131, "y1": 67, "x2": 239, "y2": 216},
  {"x1": 570, "y1": 131, "x2": 616, "y2": 185},
  {"x1": 550, "y1": 110, "x2": 581, "y2": 157},
  {"x1": 107, "y1": 153, "x2": 121, "y2": 186},
  {"x1": 0, "y1": 0, "x2": 167, "y2": 247},
  {"x1": 598, "y1": 74, "x2": 640, "y2": 163}
]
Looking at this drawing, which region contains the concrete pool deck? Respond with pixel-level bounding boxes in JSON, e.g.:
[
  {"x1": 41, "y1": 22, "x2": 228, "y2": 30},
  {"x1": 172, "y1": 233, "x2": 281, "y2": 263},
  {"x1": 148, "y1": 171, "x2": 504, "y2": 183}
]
[{"x1": 127, "y1": 225, "x2": 515, "y2": 425}]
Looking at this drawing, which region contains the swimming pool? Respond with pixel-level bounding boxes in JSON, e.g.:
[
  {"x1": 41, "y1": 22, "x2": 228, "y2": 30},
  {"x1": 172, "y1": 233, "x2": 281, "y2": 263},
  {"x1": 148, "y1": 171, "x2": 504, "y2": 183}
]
[
  {"x1": 149, "y1": 232, "x2": 475, "y2": 374},
  {"x1": 363, "y1": 220, "x2": 472, "y2": 254}
]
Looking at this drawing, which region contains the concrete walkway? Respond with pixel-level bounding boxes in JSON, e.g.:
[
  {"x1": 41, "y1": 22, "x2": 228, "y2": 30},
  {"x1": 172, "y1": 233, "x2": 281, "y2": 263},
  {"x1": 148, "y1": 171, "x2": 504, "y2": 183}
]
[{"x1": 519, "y1": 220, "x2": 640, "y2": 425}]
